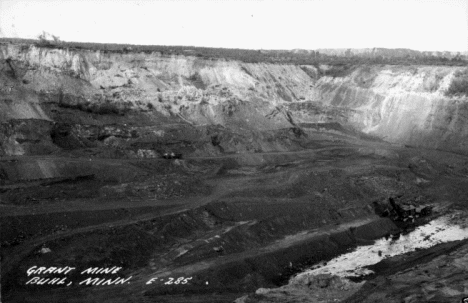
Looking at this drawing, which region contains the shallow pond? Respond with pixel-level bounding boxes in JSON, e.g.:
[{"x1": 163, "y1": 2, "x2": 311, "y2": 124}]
[{"x1": 292, "y1": 214, "x2": 468, "y2": 282}]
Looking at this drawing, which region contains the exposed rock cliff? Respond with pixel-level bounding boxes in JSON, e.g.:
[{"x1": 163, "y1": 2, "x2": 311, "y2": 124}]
[{"x1": 1, "y1": 43, "x2": 467, "y2": 157}]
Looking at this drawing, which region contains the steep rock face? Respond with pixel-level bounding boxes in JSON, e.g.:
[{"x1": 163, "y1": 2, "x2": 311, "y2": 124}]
[
  {"x1": 294, "y1": 66, "x2": 468, "y2": 152},
  {"x1": 1, "y1": 43, "x2": 467, "y2": 156}
]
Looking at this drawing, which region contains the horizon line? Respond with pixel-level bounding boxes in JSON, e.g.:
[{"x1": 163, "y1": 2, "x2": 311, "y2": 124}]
[{"x1": 0, "y1": 37, "x2": 467, "y2": 55}]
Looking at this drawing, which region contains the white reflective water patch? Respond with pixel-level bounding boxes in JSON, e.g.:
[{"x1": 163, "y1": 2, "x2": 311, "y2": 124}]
[{"x1": 292, "y1": 215, "x2": 468, "y2": 282}]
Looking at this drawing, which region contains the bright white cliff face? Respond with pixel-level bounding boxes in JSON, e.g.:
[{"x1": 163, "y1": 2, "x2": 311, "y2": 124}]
[{"x1": 1, "y1": 44, "x2": 468, "y2": 155}]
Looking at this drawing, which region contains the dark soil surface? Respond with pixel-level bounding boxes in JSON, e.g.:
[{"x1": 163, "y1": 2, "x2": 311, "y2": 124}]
[{"x1": 2, "y1": 134, "x2": 468, "y2": 303}]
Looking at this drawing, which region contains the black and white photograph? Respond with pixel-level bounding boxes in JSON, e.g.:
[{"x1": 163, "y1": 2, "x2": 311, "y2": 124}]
[{"x1": 1, "y1": 0, "x2": 468, "y2": 302}]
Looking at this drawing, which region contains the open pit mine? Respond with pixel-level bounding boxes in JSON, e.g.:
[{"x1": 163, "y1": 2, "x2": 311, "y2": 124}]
[{"x1": 1, "y1": 41, "x2": 468, "y2": 303}]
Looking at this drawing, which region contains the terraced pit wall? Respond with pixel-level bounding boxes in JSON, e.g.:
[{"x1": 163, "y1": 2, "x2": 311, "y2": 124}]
[{"x1": 1, "y1": 43, "x2": 468, "y2": 161}]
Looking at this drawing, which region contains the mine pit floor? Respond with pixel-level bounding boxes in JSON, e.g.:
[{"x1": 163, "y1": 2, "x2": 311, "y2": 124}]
[{"x1": 3, "y1": 137, "x2": 468, "y2": 302}]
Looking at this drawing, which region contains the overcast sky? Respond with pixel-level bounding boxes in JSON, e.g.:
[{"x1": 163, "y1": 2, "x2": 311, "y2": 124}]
[{"x1": 0, "y1": 0, "x2": 467, "y2": 52}]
